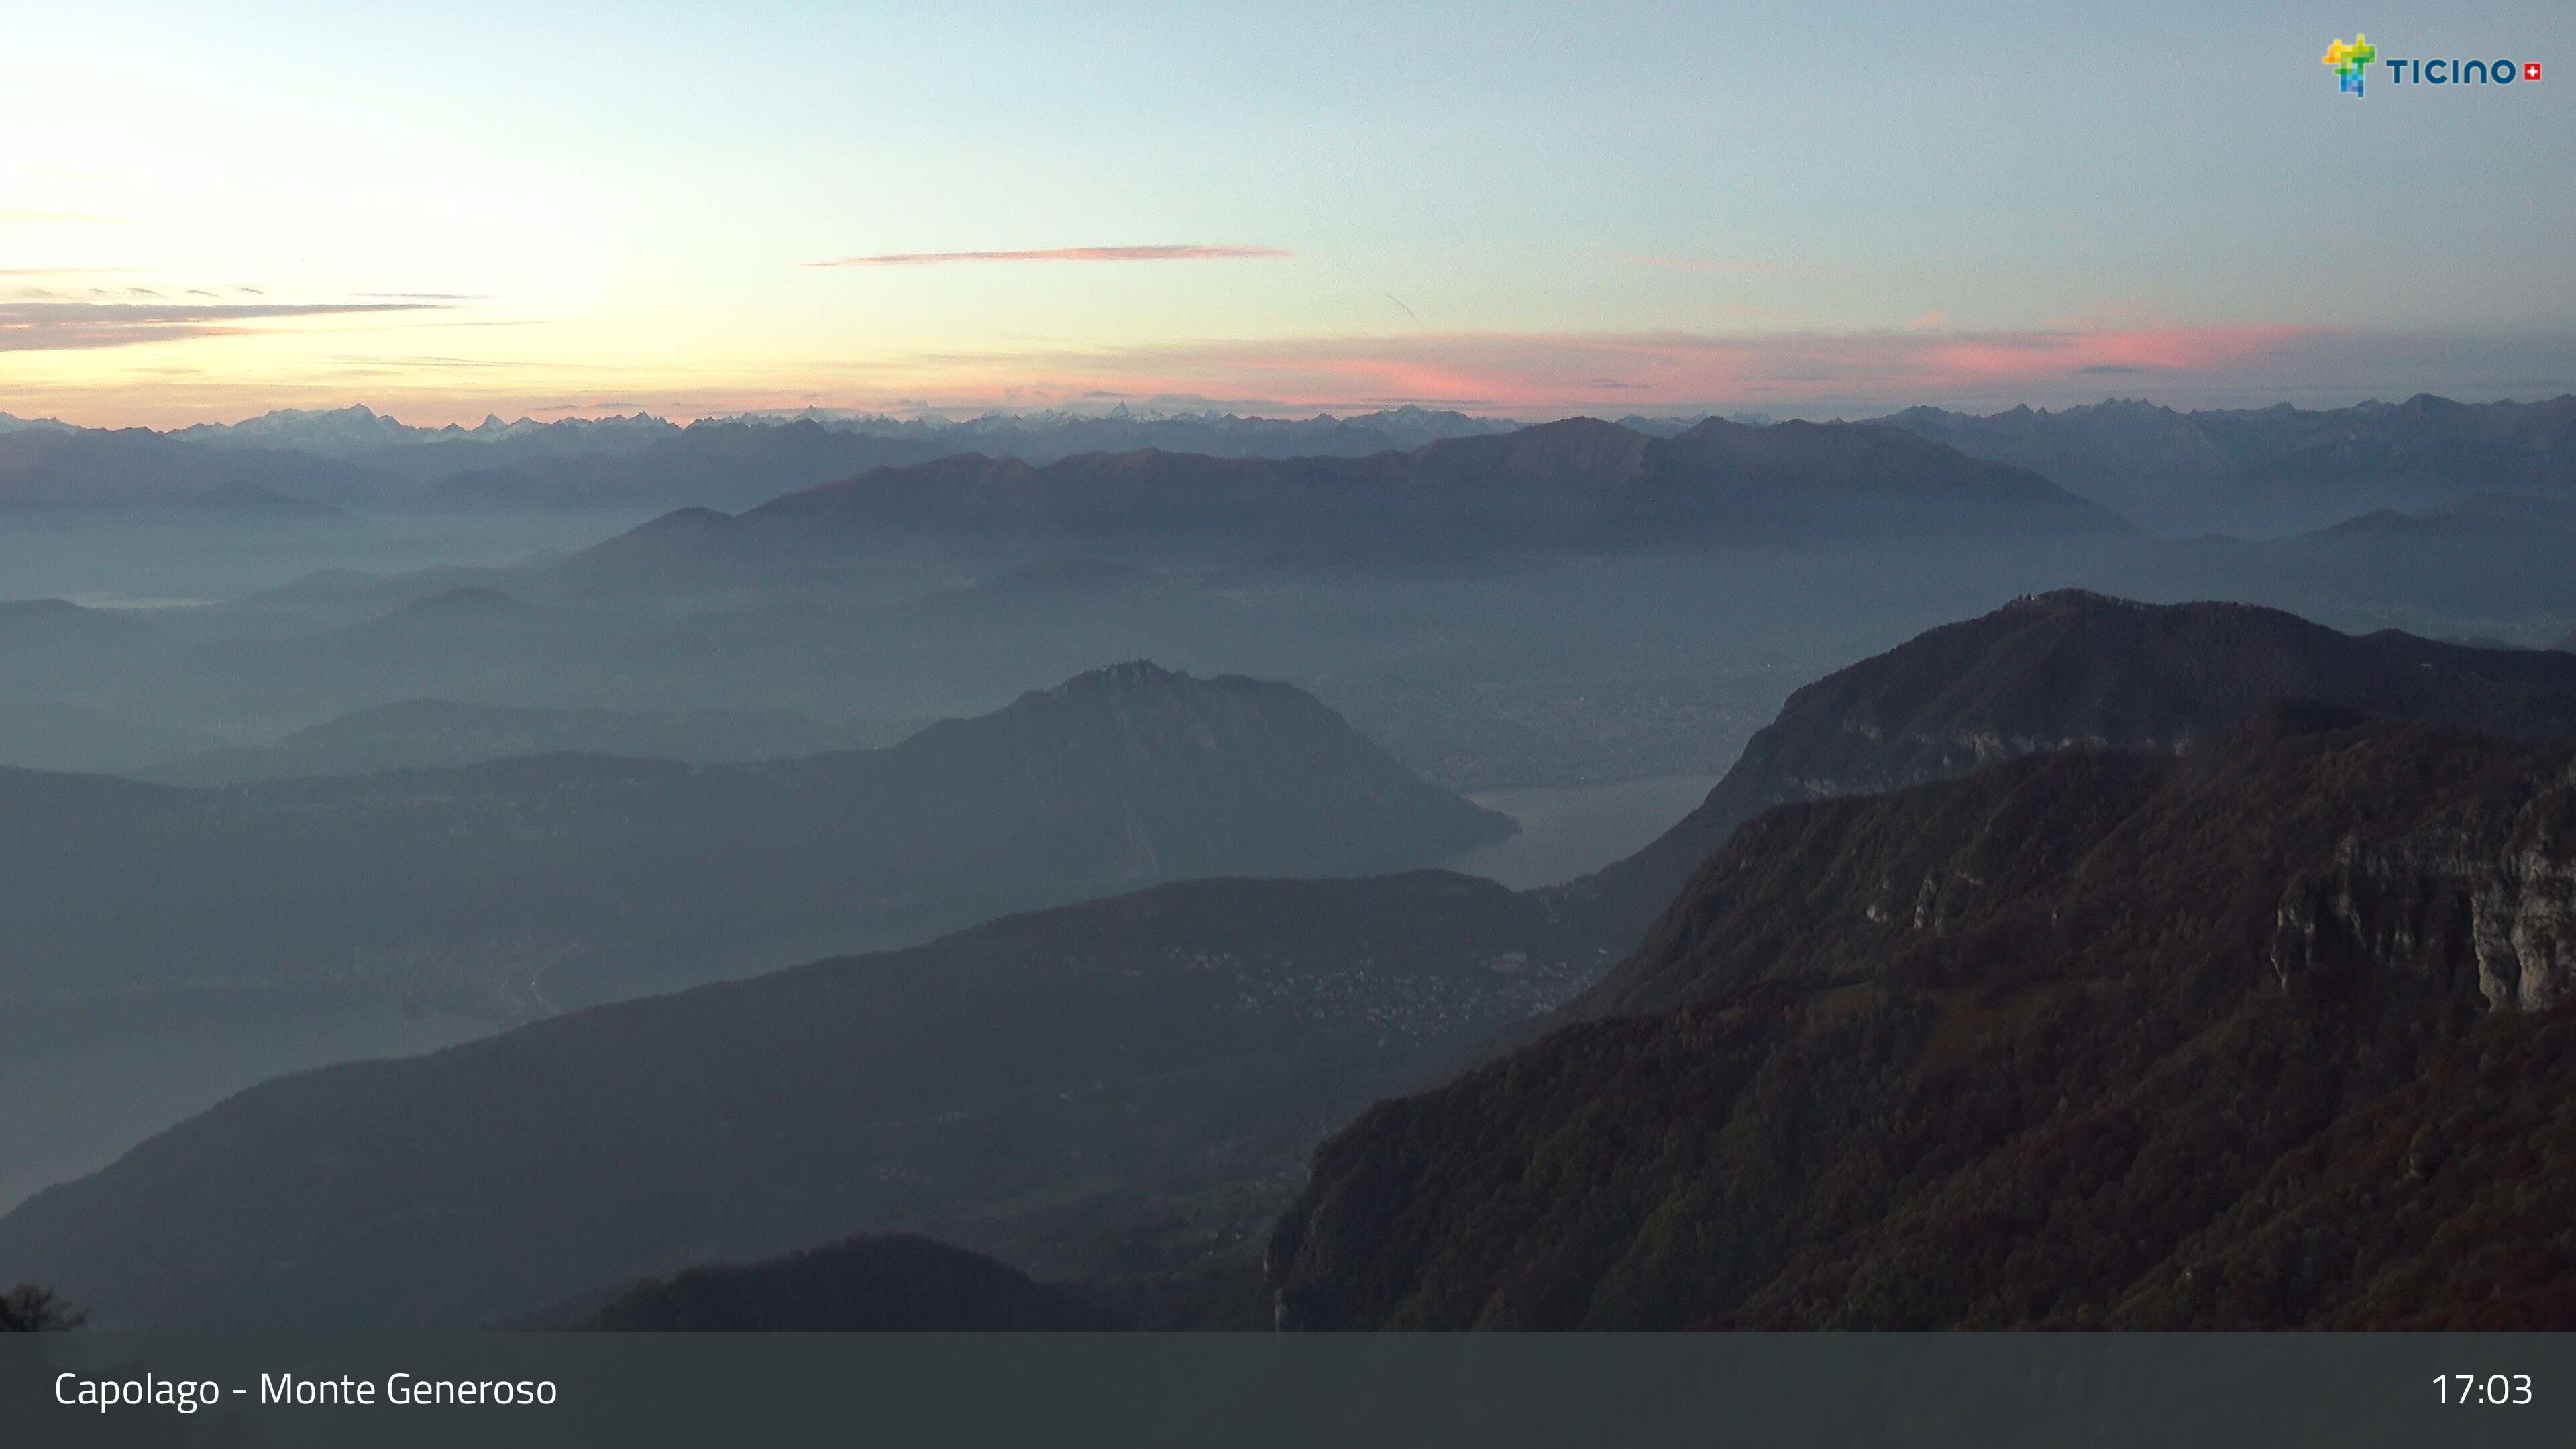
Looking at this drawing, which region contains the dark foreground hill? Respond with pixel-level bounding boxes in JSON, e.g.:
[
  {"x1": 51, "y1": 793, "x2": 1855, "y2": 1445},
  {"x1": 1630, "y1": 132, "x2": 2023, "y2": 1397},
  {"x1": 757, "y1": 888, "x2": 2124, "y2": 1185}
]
[
  {"x1": 0, "y1": 661, "x2": 1512, "y2": 1013},
  {"x1": 1548, "y1": 590, "x2": 2576, "y2": 959},
  {"x1": 1267, "y1": 710, "x2": 2576, "y2": 1328},
  {"x1": 582, "y1": 1234, "x2": 1114, "y2": 1331},
  {"x1": 0, "y1": 872, "x2": 1587, "y2": 1328}
]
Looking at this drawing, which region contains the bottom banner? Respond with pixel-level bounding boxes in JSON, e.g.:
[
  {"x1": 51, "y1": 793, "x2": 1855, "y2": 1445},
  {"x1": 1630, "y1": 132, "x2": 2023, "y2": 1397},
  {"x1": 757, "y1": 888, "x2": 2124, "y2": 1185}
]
[{"x1": 5, "y1": 1331, "x2": 2570, "y2": 1448}]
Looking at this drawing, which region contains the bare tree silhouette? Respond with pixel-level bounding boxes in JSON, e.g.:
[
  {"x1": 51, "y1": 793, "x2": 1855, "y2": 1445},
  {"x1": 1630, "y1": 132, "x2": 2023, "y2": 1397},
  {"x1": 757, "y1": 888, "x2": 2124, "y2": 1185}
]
[{"x1": 0, "y1": 1284, "x2": 83, "y2": 1332}]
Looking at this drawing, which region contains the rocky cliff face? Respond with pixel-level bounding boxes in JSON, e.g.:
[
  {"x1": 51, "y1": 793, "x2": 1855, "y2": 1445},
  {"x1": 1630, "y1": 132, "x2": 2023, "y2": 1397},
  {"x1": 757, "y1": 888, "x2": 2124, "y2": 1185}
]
[
  {"x1": 2275, "y1": 764, "x2": 2576, "y2": 1011},
  {"x1": 1550, "y1": 591, "x2": 2576, "y2": 963},
  {"x1": 1268, "y1": 717, "x2": 2576, "y2": 1330}
]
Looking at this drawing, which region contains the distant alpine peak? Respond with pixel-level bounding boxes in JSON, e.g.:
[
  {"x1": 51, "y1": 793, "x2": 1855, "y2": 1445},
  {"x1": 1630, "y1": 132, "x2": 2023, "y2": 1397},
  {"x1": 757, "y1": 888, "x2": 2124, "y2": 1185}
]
[{"x1": 256, "y1": 403, "x2": 379, "y2": 421}]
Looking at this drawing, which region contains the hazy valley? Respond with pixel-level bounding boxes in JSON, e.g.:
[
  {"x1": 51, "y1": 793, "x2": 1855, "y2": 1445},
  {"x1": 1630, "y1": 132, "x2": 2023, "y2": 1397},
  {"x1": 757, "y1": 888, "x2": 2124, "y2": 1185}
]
[{"x1": 7, "y1": 397, "x2": 2576, "y2": 1332}]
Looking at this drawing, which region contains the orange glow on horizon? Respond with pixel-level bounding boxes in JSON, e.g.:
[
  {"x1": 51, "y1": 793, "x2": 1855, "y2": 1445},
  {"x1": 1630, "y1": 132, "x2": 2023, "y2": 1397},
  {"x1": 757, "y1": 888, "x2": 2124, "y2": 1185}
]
[{"x1": 0, "y1": 320, "x2": 2454, "y2": 430}]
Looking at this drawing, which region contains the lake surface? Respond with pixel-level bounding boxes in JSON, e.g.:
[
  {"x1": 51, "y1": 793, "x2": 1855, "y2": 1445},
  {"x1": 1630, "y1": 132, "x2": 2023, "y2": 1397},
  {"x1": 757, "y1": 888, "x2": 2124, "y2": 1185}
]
[
  {"x1": 0, "y1": 785, "x2": 1720, "y2": 1213},
  {"x1": 0, "y1": 994, "x2": 491, "y2": 1213},
  {"x1": 1440, "y1": 773, "x2": 1721, "y2": 891}
]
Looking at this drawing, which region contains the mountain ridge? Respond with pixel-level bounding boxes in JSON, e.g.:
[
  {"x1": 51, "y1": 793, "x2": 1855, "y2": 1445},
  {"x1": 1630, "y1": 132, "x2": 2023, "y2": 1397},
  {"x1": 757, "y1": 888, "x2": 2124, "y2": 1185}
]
[
  {"x1": 0, "y1": 869, "x2": 1589, "y2": 1328},
  {"x1": 577, "y1": 1234, "x2": 1117, "y2": 1331},
  {"x1": 142, "y1": 698, "x2": 919, "y2": 785},
  {"x1": 0, "y1": 660, "x2": 1513, "y2": 1014},
  {"x1": 1873, "y1": 394, "x2": 2576, "y2": 531},
  {"x1": 1544, "y1": 589, "x2": 2576, "y2": 963},
  {"x1": 1267, "y1": 713, "x2": 2576, "y2": 1328},
  {"x1": 566, "y1": 417, "x2": 2129, "y2": 583}
]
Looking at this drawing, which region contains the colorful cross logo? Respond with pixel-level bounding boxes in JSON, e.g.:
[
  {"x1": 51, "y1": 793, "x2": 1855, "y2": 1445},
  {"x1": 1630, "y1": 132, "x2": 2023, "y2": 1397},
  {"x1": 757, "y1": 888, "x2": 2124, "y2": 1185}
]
[{"x1": 2323, "y1": 34, "x2": 2377, "y2": 95}]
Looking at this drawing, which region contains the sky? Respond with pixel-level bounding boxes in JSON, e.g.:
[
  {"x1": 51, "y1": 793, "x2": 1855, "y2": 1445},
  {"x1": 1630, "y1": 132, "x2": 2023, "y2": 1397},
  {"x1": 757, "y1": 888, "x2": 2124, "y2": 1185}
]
[{"x1": 3, "y1": 1, "x2": 2572, "y2": 427}]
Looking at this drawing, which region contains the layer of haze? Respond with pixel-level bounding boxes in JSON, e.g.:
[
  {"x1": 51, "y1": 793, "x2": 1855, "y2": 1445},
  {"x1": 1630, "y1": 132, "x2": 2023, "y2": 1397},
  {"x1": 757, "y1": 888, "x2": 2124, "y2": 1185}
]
[{"x1": 3, "y1": 1, "x2": 2573, "y2": 424}]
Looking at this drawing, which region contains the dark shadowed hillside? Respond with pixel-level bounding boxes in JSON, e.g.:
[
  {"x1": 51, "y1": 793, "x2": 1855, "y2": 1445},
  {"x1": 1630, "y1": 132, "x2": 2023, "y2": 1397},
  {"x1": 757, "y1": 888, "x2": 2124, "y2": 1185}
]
[
  {"x1": 0, "y1": 597, "x2": 155, "y2": 651},
  {"x1": 582, "y1": 1234, "x2": 1115, "y2": 1331},
  {"x1": 2213, "y1": 394, "x2": 2576, "y2": 510},
  {"x1": 180, "y1": 479, "x2": 350, "y2": 521},
  {"x1": 0, "y1": 871, "x2": 1590, "y2": 1328},
  {"x1": 1874, "y1": 400, "x2": 2231, "y2": 503},
  {"x1": 741, "y1": 413, "x2": 2129, "y2": 551},
  {"x1": 1267, "y1": 712, "x2": 2576, "y2": 1328},
  {"x1": 2135, "y1": 495, "x2": 2576, "y2": 628},
  {"x1": 0, "y1": 429, "x2": 388, "y2": 511},
  {"x1": 423, "y1": 419, "x2": 965, "y2": 513},
  {"x1": 1875, "y1": 394, "x2": 2576, "y2": 532},
  {"x1": 1550, "y1": 591, "x2": 2576, "y2": 959},
  {"x1": 0, "y1": 698, "x2": 211, "y2": 777},
  {"x1": 0, "y1": 661, "x2": 1513, "y2": 1014},
  {"x1": 141, "y1": 698, "x2": 920, "y2": 784},
  {"x1": 562, "y1": 417, "x2": 2128, "y2": 585},
  {"x1": 421, "y1": 409, "x2": 1525, "y2": 512},
  {"x1": 16, "y1": 405, "x2": 1517, "y2": 517},
  {"x1": 152, "y1": 403, "x2": 1516, "y2": 502}
]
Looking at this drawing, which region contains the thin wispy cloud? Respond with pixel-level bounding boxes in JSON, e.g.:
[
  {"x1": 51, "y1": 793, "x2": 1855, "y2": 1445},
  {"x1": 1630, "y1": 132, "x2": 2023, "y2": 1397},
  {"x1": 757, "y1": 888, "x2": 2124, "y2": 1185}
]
[
  {"x1": 808, "y1": 244, "x2": 1291, "y2": 268},
  {"x1": 0, "y1": 207, "x2": 134, "y2": 225},
  {"x1": 0, "y1": 299, "x2": 453, "y2": 353},
  {"x1": 313, "y1": 317, "x2": 547, "y2": 332}
]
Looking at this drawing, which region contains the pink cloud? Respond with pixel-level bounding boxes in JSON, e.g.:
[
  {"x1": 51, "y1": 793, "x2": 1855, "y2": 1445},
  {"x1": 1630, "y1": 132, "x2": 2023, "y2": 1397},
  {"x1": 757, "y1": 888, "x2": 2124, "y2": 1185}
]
[
  {"x1": 21, "y1": 321, "x2": 2563, "y2": 432},
  {"x1": 0, "y1": 299, "x2": 456, "y2": 353},
  {"x1": 898, "y1": 324, "x2": 2322, "y2": 413},
  {"x1": 810, "y1": 244, "x2": 1293, "y2": 268},
  {"x1": 0, "y1": 208, "x2": 133, "y2": 225}
]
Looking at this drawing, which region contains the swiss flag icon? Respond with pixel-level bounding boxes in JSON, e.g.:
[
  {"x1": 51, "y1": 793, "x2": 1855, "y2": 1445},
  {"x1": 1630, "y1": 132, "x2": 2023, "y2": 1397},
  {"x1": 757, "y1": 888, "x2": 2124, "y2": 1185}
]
[{"x1": 2526, "y1": 62, "x2": 2542, "y2": 80}]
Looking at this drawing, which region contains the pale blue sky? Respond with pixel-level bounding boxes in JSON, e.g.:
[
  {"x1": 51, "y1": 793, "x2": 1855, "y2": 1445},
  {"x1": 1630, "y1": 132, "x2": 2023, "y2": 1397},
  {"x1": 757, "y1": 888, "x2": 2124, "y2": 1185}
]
[{"x1": 3, "y1": 1, "x2": 2569, "y2": 424}]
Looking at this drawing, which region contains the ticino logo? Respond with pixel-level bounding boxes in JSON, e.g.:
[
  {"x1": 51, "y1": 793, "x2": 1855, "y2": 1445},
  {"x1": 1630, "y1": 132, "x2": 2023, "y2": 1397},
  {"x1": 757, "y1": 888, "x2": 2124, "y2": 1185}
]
[{"x1": 2323, "y1": 34, "x2": 2542, "y2": 96}]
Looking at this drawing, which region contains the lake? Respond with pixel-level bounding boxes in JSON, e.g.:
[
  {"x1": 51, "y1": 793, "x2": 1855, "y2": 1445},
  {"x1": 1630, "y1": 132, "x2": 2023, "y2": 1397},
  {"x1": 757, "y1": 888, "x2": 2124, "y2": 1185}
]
[
  {"x1": 2, "y1": 780, "x2": 1723, "y2": 1213},
  {"x1": 0, "y1": 992, "x2": 491, "y2": 1213},
  {"x1": 1440, "y1": 773, "x2": 1721, "y2": 890}
]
